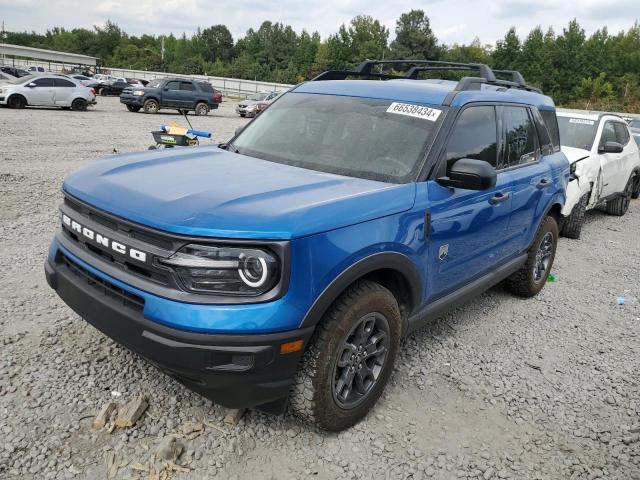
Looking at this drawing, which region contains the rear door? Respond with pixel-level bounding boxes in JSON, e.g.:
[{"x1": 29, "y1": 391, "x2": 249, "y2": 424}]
[
  {"x1": 613, "y1": 122, "x2": 636, "y2": 190},
  {"x1": 499, "y1": 105, "x2": 554, "y2": 256},
  {"x1": 425, "y1": 105, "x2": 513, "y2": 301},
  {"x1": 24, "y1": 77, "x2": 55, "y2": 105},
  {"x1": 180, "y1": 81, "x2": 196, "y2": 108},
  {"x1": 53, "y1": 78, "x2": 76, "y2": 105}
]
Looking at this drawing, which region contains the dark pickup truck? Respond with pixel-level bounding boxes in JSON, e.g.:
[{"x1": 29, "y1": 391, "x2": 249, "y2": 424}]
[{"x1": 120, "y1": 78, "x2": 222, "y2": 115}]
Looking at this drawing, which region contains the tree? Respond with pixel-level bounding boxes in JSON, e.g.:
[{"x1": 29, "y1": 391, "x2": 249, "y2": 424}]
[
  {"x1": 200, "y1": 25, "x2": 234, "y2": 63},
  {"x1": 493, "y1": 27, "x2": 521, "y2": 70},
  {"x1": 390, "y1": 10, "x2": 439, "y2": 60}
]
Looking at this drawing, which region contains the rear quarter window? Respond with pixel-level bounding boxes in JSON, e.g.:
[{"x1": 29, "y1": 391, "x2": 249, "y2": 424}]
[{"x1": 197, "y1": 82, "x2": 214, "y2": 93}]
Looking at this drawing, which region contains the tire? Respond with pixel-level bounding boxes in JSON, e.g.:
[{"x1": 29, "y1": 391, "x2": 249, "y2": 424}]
[
  {"x1": 143, "y1": 99, "x2": 159, "y2": 114},
  {"x1": 289, "y1": 280, "x2": 401, "y2": 431},
  {"x1": 126, "y1": 105, "x2": 141, "y2": 112},
  {"x1": 8, "y1": 95, "x2": 26, "y2": 109},
  {"x1": 605, "y1": 178, "x2": 633, "y2": 216},
  {"x1": 195, "y1": 102, "x2": 209, "y2": 116},
  {"x1": 505, "y1": 215, "x2": 559, "y2": 298},
  {"x1": 560, "y1": 193, "x2": 588, "y2": 239},
  {"x1": 239, "y1": 114, "x2": 246, "y2": 117},
  {"x1": 100, "y1": 89, "x2": 108, "y2": 97},
  {"x1": 631, "y1": 174, "x2": 640, "y2": 200},
  {"x1": 70, "y1": 98, "x2": 87, "y2": 111}
]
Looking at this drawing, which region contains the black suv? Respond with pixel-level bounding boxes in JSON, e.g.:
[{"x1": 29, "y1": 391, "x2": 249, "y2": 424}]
[{"x1": 120, "y1": 78, "x2": 221, "y2": 115}]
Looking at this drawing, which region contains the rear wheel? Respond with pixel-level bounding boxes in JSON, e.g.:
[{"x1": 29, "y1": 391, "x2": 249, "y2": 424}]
[
  {"x1": 505, "y1": 215, "x2": 558, "y2": 297},
  {"x1": 605, "y1": 178, "x2": 633, "y2": 216},
  {"x1": 289, "y1": 280, "x2": 401, "y2": 431},
  {"x1": 100, "y1": 89, "x2": 108, "y2": 97},
  {"x1": 8, "y1": 95, "x2": 26, "y2": 109},
  {"x1": 70, "y1": 98, "x2": 87, "y2": 111},
  {"x1": 143, "y1": 99, "x2": 159, "y2": 114},
  {"x1": 126, "y1": 105, "x2": 141, "y2": 112},
  {"x1": 195, "y1": 102, "x2": 209, "y2": 116},
  {"x1": 561, "y1": 193, "x2": 588, "y2": 239}
]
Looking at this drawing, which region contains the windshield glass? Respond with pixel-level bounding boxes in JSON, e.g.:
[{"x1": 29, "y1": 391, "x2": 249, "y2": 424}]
[
  {"x1": 557, "y1": 116, "x2": 598, "y2": 150},
  {"x1": 148, "y1": 80, "x2": 162, "y2": 88},
  {"x1": 248, "y1": 92, "x2": 270, "y2": 101},
  {"x1": 17, "y1": 75, "x2": 36, "y2": 84},
  {"x1": 628, "y1": 119, "x2": 640, "y2": 129},
  {"x1": 230, "y1": 93, "x2": 443, "y2": 183}
]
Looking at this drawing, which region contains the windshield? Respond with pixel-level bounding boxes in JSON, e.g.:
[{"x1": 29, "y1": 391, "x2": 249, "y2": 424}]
[
  {"x1": 230, "y1": 93, "x2": 443, "y2": 183},
  {"x1": 148, "y1": 80, "x2": 162, "y2": 88},
  {"x1": 16, "y1": 75, "x2": 36, "y2": 84},
  {"x1": 628, "y1": 119, "x2": 640, "y2": 129},
  {"x1": 557, "y1": 116, "x2": 598, "y2": 150},
  {"x1": 248, "y1": 92, "x2": 270, "y2": 101}
]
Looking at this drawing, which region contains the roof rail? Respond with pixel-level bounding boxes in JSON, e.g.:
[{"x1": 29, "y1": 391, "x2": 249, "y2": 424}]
[{"x1": 312, "y1": 59, "x2": 544, "y2": 94}]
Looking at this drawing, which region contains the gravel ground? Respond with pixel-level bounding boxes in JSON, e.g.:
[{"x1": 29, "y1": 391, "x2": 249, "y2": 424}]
[{"x1": 1, "y1": 97, "x2": 639, "y2": 480}]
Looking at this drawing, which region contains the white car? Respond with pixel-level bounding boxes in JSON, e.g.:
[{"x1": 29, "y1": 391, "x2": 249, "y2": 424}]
[
  {"x1": 557, "y1": 111, "x2": 640, "y2": 238},
  {"x1": 0, "y1": 74, "x2": 96, "y2": 111}
]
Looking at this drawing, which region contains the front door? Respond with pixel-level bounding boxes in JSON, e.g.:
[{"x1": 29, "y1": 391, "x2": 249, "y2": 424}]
[
  {"x1": 425, "y1": 105, "x2": 513, "y2": 301},
  {"x1": 162, "y1": 80, "x2": 183, "y2": 108},
  {"x1": 25, "y1": 77, "x2": 55, "y2": 106}
]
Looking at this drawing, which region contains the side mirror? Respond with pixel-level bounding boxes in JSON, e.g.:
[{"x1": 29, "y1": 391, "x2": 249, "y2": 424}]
[
  {"x1": 26, "y1": 82, "x2": 36, "y2": 88},
  {"x1": 437, "y1": 158, "x2": 497, "y2": 190},
  {"x1": 599, "y1": 141, "x2": 623, "y2": 154}
]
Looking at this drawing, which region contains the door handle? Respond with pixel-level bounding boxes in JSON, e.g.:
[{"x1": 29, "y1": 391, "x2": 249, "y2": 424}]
[
  {"x1": 489, "y1": 192, "x2": 510, "y2": 205},
  {"x1": 536, "y1": 178, "x2": 551, "y2": 189}
]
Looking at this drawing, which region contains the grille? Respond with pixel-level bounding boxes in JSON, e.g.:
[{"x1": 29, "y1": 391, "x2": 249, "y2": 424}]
[
  {"x1": 61, "y1": 253, "x2": 145, "y2": 311},
  {"x1": 62, "y1": 195, "x2": 174, "y2": 287}
]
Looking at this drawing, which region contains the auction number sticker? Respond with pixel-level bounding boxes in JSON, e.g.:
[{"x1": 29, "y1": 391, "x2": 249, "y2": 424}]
[
  {"x1": 569, "y1": 118, "x2": 595, "y2": 125},
  {"x1": 387, "y1": 102, "x2": 442, "y2": 121}
]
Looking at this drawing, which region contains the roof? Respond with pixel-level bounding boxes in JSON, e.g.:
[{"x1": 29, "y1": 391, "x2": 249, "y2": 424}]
[
  {"x1": 294, "y1": 78, "x2": 556, "y2": 111},
  {"x1": 557, "y1": 109, "x2": 626, "y2": 122},
  {"x1": 0, "y1": 43, "x2": 98, "y2": 66}
]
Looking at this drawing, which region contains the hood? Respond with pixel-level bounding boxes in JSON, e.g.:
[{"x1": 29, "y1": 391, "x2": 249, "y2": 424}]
[
  {"x1": 239, "y1": 99, "x2": 259, "y2": 106},
  {"x1": 63, "y1": 146, "x2": 416, "y2": 240},
  {"x1": 561, "y1": 146, "x2": 591, "y2": 164}
]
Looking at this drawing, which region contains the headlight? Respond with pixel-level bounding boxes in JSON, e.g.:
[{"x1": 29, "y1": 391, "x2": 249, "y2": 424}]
[
  {"x1": 159, "y1": 244, "x2": 280, "y2": 296},
  {"x1": 133, "y1": 90, "x2": 145, "y2": 96}
]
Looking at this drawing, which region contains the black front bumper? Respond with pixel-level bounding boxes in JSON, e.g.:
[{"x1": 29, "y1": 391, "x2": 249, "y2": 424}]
[{"x1": 44, "y1": 254, "x2": 313, "y2": 412}]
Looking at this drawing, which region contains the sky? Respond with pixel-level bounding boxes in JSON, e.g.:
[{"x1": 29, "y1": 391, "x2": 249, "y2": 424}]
[{"x1": 1, "y1": 0, "x2": 639, "y2": 45}]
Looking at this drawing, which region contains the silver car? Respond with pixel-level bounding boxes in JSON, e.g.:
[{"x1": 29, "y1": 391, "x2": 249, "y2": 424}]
[
  {"x1": 0, "y1": 74, "x2": 96, "y2": 110},
  {"x1": 236, "y1": 91, "x2": 279, "y2": 117}
]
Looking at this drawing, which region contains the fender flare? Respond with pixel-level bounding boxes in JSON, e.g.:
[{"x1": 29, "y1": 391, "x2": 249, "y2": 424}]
[{"x1": 298, "y1": 252, "x2": 422, "y2": 329}]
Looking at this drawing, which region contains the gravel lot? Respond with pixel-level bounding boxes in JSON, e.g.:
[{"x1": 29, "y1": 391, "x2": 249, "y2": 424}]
[{"x1": 1, "y1": 97, "x2": 639, "y2": 480}]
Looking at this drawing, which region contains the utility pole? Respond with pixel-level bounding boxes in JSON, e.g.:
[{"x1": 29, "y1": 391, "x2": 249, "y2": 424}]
[
  {"x1": 1, "y1": 21, "x2": 5, "y2": 64},
  {"x1": 161, "y1": 36, "x2": 165, "y2": 72}
]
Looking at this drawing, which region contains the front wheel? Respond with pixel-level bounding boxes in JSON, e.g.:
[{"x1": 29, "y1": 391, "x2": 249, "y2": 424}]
[
  {"x1": 8, "y1": 95, "x2": 26, "y2": 109},
  {"x1": 631, "y1": 174, "x2": 640, "y2": 200},
  {"x1": 505, "y1": 215, "x2": 558, "y2": 298},
  {"x1": 143, "y1": 99, "x2": 159, "y2": 114},
  {"x1": 561, "y1": 193, "x2": 588, "y2": 239},
  {"x1": 605, "y1": 178, "x2": 633, "y2": 216},
  {"x1": 289, "y1": 280, "x2": 401, "y2": 431},
  {"x1": 126, "y1": 105, "x2": 141, "y2": 112},
  {"x1": 195, "y1": 102, "x2": 209, "y2": 116}
]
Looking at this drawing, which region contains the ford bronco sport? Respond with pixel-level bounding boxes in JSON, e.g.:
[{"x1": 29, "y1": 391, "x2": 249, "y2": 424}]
[{"x1": 45, "y1": 60, "x2": 569, "y2": 431}]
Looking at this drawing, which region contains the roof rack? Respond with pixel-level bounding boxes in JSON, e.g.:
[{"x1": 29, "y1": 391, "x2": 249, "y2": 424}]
[{"x1": 311, "y1": 59, "x2": 543, "y2": 95}]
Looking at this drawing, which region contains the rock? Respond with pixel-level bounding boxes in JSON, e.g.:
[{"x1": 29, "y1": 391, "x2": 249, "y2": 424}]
[
  {"x1": 223, "y1": 409, "x2": 246, "y2": 426},
  {"x1": 93, "y1": 402, "x2": 116, "y2": 430},
  {"x1": 114, "y1": 396, "x2": 148, "y2": 428},
  {"x1": 155, "y1": 436, "x2": 184, "y2": 462}
]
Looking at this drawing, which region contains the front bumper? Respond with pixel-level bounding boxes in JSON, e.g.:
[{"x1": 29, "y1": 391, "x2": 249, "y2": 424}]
[
  {"x1": 561, "y1": 176, "x2": 591, "y2": 216},
  {"x1": 120, "y1": 95, "x2": 144, "y2": 106},
  {"x1": 44, "y1": 247, "x2": 314, "y2": 411}
]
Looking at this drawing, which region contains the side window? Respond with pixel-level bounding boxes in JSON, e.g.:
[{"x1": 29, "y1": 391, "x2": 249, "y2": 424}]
[
  {"x1": 540, "y1": 110, "x2": 561, "y2": 152},
  {"x1": 444, "y1": 106, "x2": 498, "y2": 170},
  {"x1": 502, "y1": 107, "x2": 538, "y2": 168},
  {"x1": 54, "y1": 79, "x2": 76, "y2": 88},
  {"x1": 614, "y1": 123, "x2": 630, "y2": 145},
  {"x1": 180, "y1": 81, "x2": 195, "y2": 91},
  {"x1": 32, "y1": 78, "x2": 54, "y2": 87},
  {"x1": 165, "y1": 81, "x2": 181, "y2": 90},
  {"x1": 600, "y1": 122, "x2": 617, "y2": 148}
]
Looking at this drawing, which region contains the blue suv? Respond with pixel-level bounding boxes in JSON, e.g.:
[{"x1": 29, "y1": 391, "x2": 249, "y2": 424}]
[{"x1": 45, "y1": 60, "x2": 569, "y2": 431}]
